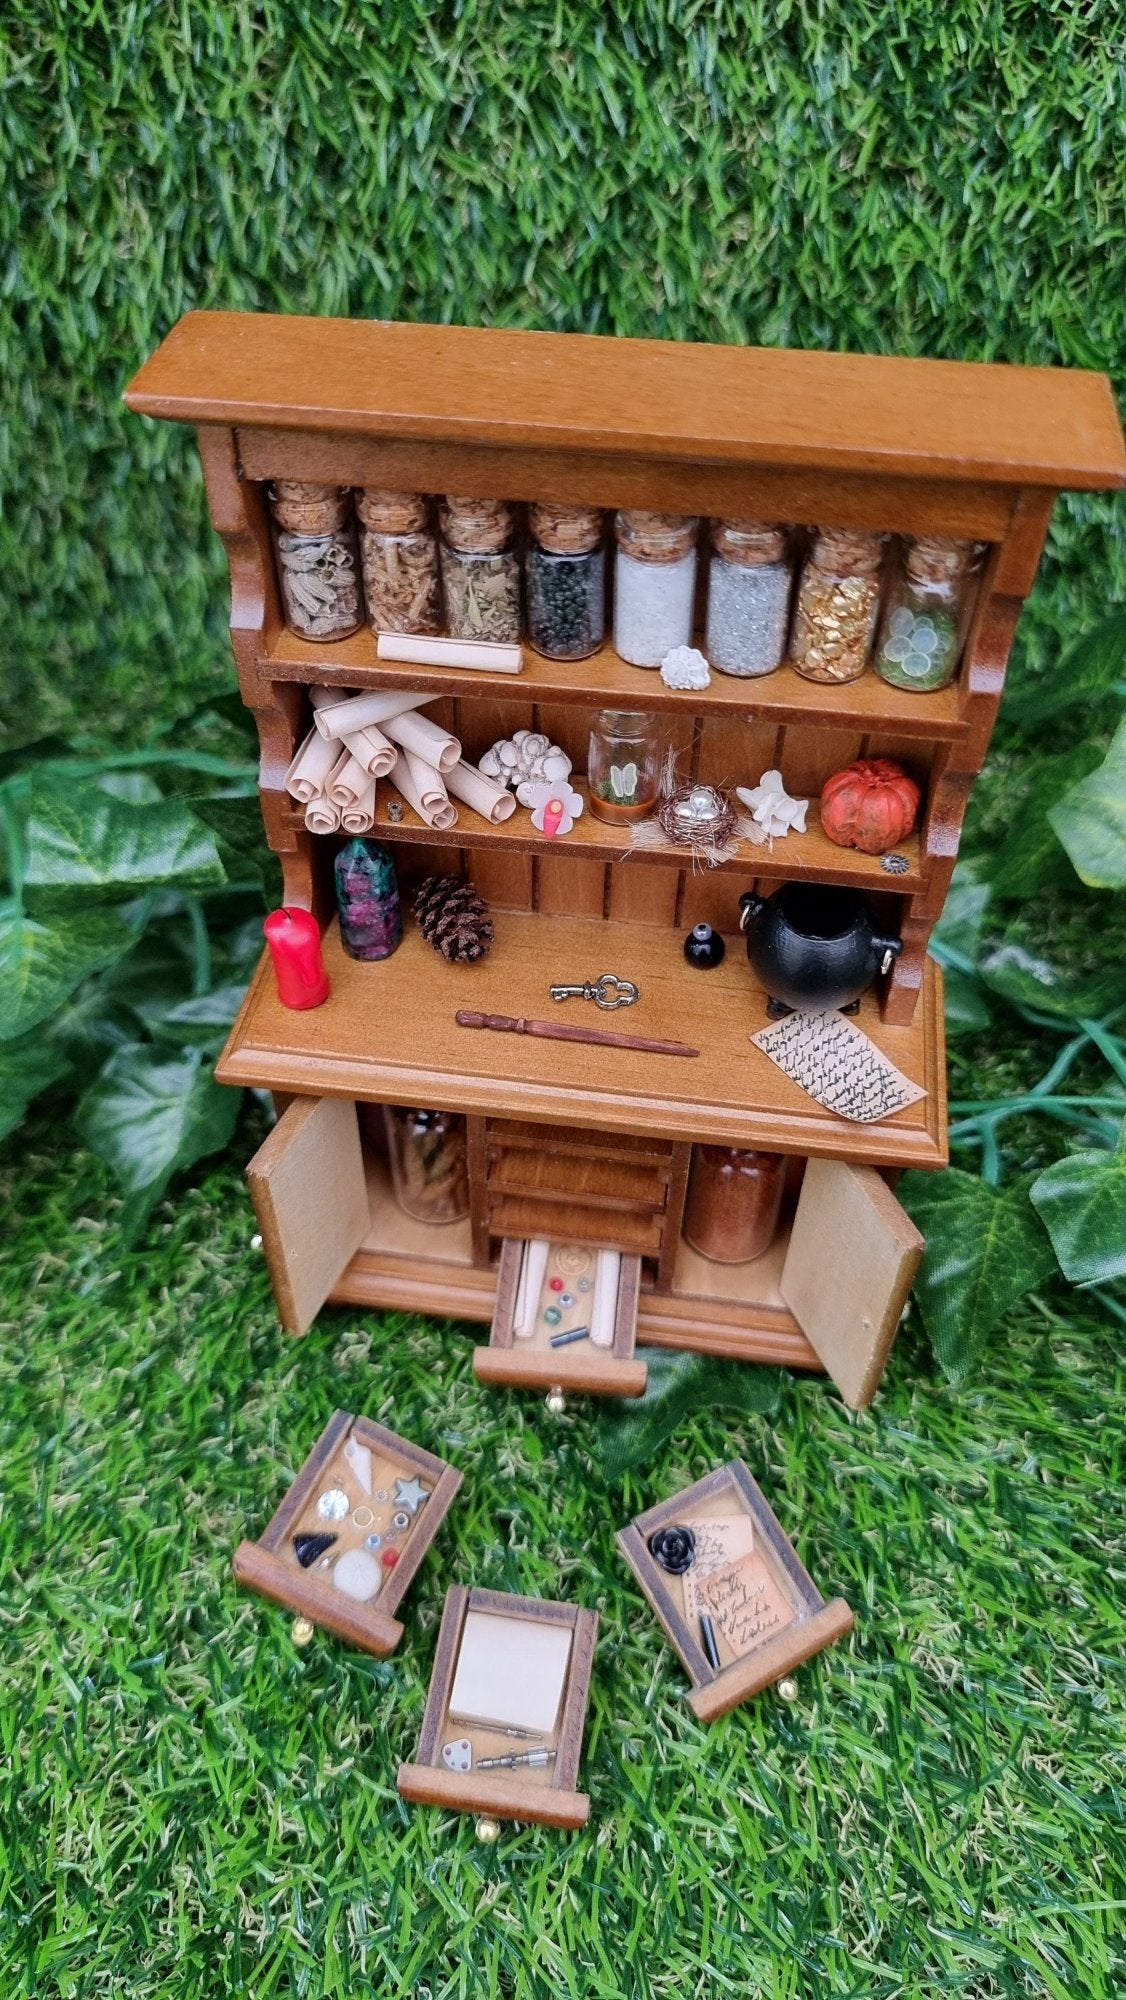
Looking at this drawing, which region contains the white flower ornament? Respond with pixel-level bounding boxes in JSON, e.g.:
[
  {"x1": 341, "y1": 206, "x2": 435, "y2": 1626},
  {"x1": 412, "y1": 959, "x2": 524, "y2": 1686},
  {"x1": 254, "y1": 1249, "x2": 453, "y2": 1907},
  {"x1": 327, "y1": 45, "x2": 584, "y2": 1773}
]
[
  {"x1": 526, "y1": 777, "x2": 584, "y2": 838},
  {"x1": 736, "y1": 768, "x2": 809, "y2": 839}
]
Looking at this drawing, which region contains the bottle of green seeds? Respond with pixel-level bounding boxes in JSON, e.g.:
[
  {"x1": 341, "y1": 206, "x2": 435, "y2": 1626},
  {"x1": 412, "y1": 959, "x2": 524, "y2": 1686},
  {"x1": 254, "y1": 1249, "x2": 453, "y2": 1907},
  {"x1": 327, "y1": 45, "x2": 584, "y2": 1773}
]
[{"x1": 875, "y1": 537, "x2": 980, "y2": 693}]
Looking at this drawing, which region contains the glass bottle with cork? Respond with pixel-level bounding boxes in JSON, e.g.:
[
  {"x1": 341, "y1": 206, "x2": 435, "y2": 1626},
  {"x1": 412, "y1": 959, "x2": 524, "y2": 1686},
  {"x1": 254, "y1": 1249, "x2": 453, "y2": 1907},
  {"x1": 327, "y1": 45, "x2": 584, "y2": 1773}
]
[
  {"x1": 587, "y1": 710, "x2": 662, "y2": 825},
  {"x1": 439, "y1": 496, "x2": 522, "y2": 643},
  {"x1": 682, "y1": 1146, "x2": 786, "y2": 1263},
  {"x1": 356, "y1": 489, "x2": 442, "y2": 636},
  {"x1": 525, "y1": 503, "x2": 605, "y2": 659},
  {"x1": 874, "y1": 536, "x2": 981, "y2": 692},
  {"x1": 612, "y1": 511, "x2": 698, "y2": 668},
  {"x1": 383, "y1": 1106, "x2": 470, "y2": 1223},
  {"x1": 269, "y1": 481, "x2": 364, "y2": 642},
  {"x1": 790, "y1": 527, "x2": 885, "y2": 684},
  {"x1": 706, "y1": 519, "x2": 793, "y2": 677}
]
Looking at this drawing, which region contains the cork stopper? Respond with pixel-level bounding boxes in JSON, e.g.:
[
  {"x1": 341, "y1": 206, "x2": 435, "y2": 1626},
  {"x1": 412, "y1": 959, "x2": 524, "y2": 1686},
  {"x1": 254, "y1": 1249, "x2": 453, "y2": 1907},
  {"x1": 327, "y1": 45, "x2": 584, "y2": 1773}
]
[
  {"x1": 616, "y1": 510, "x2": 698, "y2": 563},
  {"x1": 711, "y1": 518, "x2": 787, "y2": 565},
  {"x1": 440, "y1": 496, "x2": 515, "y2": 554},
  {"x1": 904, "y1": 535, "x2": 976, "y2": 586},
  {"x1": 529, "y1": 503, "x2": 604, "y2": 555},
  {"x1": 270, "y1": 481, "x2": 349, "y2": 534},
  {"x1": 356, "y1": 489, "x2": 430, "y2": 535},
  {"x1": 809, "y1": 526, "x2": 885, "y2": 575}
]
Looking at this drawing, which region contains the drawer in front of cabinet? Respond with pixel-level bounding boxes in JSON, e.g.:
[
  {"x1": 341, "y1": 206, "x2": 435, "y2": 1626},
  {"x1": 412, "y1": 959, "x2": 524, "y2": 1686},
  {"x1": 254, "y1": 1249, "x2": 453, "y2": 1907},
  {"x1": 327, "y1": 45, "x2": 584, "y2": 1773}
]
[
  {"x1": 485, "y1": 1192, "x2": 664, "y2": 1258},
  {"x1": 485, "y1": 1141, "x2": 670, "y2": 1213}
]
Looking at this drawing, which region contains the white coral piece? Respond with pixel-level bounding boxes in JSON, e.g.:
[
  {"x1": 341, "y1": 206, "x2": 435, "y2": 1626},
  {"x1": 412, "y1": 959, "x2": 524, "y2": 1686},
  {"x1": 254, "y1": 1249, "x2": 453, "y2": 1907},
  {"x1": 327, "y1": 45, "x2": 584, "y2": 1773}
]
[
  {"x1": 659, "y1": 645, "x2": 711, "y2": 690},
  {"x1": 479, "y1": 733, "x2": 573, "y2": 797},
  {"x1": 736, "y1": 769, "x2": 809, "y2": 839}
]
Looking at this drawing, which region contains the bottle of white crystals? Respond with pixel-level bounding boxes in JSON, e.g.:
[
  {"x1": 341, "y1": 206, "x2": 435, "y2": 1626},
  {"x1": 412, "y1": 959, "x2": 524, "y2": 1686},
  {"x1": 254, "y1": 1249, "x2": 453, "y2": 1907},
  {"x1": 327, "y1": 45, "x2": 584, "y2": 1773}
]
[
  {"x1": 612, "y1": 511, "x2": 698, "y2": 668},
  {"x1": 705, "y1": 520, "x2": 793, "y2": 677}
]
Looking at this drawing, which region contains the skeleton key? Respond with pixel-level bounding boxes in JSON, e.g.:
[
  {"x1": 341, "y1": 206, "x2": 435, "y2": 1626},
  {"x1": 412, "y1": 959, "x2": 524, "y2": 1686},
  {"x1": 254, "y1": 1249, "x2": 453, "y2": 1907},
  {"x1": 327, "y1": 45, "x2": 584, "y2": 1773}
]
[{"x1": 549, "y1": 972, "x2": 640, "y2": 1010}]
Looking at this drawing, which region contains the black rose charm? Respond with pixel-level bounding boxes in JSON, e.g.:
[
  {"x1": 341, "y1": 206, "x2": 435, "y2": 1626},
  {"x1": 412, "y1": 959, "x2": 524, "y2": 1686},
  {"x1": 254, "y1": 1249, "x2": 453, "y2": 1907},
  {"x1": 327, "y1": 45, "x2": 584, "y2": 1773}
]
[{"x1": 648, "y1": 1525, "x2": 696, "y2": 1575}]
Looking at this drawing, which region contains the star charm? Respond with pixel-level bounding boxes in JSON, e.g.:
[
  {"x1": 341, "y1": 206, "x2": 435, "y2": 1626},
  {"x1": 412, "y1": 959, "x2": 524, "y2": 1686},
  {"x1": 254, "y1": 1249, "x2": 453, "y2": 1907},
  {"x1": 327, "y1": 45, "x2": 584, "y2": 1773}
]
[{"x1": 393, "y1": 1475, "x2": 429, "y2": 1515}]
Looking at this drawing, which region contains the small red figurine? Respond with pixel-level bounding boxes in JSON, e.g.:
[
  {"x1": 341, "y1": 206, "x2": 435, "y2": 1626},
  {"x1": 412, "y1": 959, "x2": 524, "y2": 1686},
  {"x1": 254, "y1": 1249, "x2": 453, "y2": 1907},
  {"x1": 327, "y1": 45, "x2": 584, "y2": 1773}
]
[{"x1": 263, "y1": 907, "x2": 330, "y2": 1010}]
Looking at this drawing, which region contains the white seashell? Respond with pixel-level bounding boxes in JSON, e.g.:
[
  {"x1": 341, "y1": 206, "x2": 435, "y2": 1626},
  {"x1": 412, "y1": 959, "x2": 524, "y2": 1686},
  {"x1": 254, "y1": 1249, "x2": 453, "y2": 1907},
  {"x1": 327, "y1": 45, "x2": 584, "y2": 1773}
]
[
  {"x1": 514, "y1": 779, "x2": 538, "y2": 806},
  {"x1": 523, "y1": 733, "x2": 549, "y2": 757},
  {"x1": 512, "y1": 729, "x2": 531, "y2": 745},
  {"x1": 479, "y1": 749, "x2": 501, "y2": 779},
  {"x1": 497, "y1": 742, "x2": 519, "y2": 768},
  {"x1": 541, "y1": 750, "x2": 572, "y2": 782}
]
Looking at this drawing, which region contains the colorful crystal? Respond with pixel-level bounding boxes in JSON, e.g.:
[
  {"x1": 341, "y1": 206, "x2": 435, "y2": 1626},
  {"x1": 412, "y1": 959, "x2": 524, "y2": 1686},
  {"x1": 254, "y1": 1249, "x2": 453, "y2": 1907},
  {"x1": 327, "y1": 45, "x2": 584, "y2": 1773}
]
[
  {"x1": 294, "y1": 1532, "x2": 337, "y2": 1569},
  {"x1": 334, "y1": 838, "x2": 402, "y2": 961}
]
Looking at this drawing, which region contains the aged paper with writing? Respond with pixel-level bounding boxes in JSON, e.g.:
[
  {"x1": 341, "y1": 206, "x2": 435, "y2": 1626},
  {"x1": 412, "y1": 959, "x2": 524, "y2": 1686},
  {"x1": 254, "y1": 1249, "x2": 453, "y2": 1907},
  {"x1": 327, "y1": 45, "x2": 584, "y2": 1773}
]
[
  {"x1": 684, "y1": 1551, "x2": 794, "y2": 1659},
  {"x1": 751, "y1": 1008, "x2": 926, "y2": 1123}
]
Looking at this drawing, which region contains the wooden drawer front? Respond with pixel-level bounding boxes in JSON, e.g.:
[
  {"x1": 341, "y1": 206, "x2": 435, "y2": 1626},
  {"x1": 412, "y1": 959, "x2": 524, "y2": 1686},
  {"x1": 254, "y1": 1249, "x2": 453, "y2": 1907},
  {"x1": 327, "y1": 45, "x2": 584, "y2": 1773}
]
[
  {"x1": 486, "y1": 1119, "x2": 673, "y2": 1164},
  {"x1": 486, "y1": 1141, "x2": 669, "y2": 1212},
  {"x1": 486, "y1": 1193, "x2": 663, "y2": 1258}
]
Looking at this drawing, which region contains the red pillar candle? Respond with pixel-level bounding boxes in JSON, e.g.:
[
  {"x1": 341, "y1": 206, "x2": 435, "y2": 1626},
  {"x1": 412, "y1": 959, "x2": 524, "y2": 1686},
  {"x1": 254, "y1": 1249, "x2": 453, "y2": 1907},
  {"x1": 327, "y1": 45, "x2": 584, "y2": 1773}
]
[{"x1": 263, "y1": 907, "x2": 330, "y2": 1010}]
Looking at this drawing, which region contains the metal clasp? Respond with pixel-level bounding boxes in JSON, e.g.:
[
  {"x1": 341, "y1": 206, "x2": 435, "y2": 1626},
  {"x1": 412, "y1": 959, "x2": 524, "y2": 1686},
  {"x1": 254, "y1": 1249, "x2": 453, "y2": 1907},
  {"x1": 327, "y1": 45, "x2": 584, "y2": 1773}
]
[{"x1": 549, "y1": 972, "x2": 640, "y2": 1010}]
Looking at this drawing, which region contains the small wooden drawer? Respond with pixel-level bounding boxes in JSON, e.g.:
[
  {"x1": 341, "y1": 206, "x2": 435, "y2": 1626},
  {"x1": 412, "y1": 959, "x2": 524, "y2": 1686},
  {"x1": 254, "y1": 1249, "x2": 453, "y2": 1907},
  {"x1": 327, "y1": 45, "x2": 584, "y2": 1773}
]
[
  {"x1": 486, "y1": 1141, "x2": 669, "y2": 1212},
  {"x1": 398, "y1": 1585, "x2": 598, "y2": 1829},
  {"x1": 486, "y1": 1120, "x2": 673, "y2": 1163},
  {"x1": 486, "y1": 1193, "x2": 664, "y2": 1257},
  {"x1": 474, "y1": 1238, "x2": 647, "y2": 1397},
  {"x1": 617, "y1": 1458, "x2": 853, "y2": 1722},
  {"x1": 233, "y1": 1409, "x2": 461, "y2": 1657}
]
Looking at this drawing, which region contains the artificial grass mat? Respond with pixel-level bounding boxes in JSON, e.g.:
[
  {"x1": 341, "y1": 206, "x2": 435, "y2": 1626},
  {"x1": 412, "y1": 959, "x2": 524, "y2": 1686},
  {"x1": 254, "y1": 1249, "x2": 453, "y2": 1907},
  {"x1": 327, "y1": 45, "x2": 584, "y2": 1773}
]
[{"x1": 2, "y1": 1116, "x2": 1122, "y2": 1999}]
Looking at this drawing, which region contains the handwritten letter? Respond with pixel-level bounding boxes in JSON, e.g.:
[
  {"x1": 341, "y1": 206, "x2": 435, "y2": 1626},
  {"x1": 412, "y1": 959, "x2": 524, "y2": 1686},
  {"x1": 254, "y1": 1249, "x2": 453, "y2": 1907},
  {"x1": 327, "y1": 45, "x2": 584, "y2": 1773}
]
[
  {"x1": 685, "y1": 1553, "x2": 794, "y2": 1660},
  {"x1": 751, "y1": 1009, "x2": 927, "y2": 1124}
]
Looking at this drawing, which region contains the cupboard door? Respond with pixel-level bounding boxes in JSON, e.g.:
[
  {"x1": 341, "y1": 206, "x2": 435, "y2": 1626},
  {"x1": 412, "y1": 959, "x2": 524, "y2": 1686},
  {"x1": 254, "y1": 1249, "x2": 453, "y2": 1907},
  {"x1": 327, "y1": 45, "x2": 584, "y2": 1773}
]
[
  {"x1": 247, "y1": 1096, "x2": 369, "y2": 1335},
  {"x1": 779, "y1": 1158, "x2": 924, "y2": 1409}
]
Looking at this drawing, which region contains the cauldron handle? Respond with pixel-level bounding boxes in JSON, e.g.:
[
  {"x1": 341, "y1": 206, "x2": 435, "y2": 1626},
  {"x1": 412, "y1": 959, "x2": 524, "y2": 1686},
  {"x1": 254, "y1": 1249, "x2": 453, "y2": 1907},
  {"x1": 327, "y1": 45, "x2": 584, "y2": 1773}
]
[
  {"x1": 875, "y1": 935, "x2": 903, "y2": 977},
  {"x1": 739, "y1": 892, "x2": 764, "y2": 933}
]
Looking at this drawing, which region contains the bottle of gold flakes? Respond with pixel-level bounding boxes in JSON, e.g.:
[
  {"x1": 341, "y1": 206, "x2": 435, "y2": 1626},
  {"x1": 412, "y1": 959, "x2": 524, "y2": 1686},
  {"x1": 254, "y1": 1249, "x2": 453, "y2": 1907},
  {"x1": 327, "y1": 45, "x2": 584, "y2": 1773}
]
[{"x1": 790, "y1": 528, "x2": 884, "y2": 684}]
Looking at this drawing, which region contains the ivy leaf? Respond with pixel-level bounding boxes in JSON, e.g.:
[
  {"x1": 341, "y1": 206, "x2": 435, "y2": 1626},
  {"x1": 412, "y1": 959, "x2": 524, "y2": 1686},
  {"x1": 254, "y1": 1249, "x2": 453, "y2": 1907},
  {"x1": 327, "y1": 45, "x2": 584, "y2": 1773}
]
[
  {"x1": 23, "y1": 777, "x2": 226, "y2": 907},
  {"x1": 942, "y1": 967, "x2": 991, "y2": 1033},
  {"x1": 596, "y1": 1348, "x2": 785, "y2": 1483},
  {"x1": 932, "y1": 870, "x2": 991, "y2": 962},
  {"x1": 0, "y1": 904, "x2": 134, "y2": 1039},
  {"x1": 142, "y1": 983, "x2": 248, "y2": 1050},
  {"x1": 0, "y1": 1033, "x2": 71, "y2": 1142},
  {"x1": 1009, "y1": 612, "x2": 1126, "y2": 727},
  {"x1": 986, "y1": 746, "x2": 1104, "y2": 898},
  {"x1": 1048, "y1": 715, "x2": 1126, "y2": 889},
  {"x1": 898, "y1": 1170, "x2": 1056, "y2": 1381},
  {"x1": 187, "y1": 796, "x2": 279, "y2": 900},
  {"x1": 1030, "y1": 1126, "x2": 1126, "y2": 1284},
  {"x1": 979, "y1": 941, "x2": 1121, "y2": 1020},
  {"x1": 75, "y1": 1045, "x2": 239, "y2": 1229}
]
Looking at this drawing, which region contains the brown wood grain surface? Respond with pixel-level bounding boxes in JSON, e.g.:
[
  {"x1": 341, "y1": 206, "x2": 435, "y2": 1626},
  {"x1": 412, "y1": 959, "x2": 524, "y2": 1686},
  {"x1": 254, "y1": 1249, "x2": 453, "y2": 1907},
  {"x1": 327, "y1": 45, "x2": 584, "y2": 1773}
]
[{"x1": 125, "y1": 311, "x2": 1126, "y2": 488}]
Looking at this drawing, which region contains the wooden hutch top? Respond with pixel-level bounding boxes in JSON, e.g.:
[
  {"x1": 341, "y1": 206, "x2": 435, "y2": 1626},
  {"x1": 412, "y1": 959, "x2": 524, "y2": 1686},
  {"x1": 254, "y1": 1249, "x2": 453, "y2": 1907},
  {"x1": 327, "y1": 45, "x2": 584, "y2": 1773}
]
[{"x1": 125, "y1": 313, "x2": 1125, "y2": 1182}]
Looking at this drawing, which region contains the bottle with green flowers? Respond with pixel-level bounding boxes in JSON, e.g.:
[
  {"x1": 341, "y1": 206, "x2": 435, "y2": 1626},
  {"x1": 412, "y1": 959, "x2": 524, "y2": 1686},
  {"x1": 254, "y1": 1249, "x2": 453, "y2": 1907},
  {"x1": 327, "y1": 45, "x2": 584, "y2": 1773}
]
[{"x1": 875, "y1": 536, "x2": 981, "y2": 693}]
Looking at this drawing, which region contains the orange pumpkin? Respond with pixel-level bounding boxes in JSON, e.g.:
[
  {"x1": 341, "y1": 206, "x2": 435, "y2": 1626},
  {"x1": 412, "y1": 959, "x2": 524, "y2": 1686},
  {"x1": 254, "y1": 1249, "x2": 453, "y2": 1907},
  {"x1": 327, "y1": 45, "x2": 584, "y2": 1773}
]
[{"x1": 820, "y1": 758, "x2": 920, "y2": 855}]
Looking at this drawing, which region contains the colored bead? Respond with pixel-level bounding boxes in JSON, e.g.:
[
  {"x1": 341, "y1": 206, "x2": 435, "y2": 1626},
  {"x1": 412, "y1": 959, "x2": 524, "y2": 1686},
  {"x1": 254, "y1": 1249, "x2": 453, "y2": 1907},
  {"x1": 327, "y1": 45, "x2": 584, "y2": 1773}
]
[
  {"x1": 294, "y1": 1532, "x2": 337, "y2": 1568},
  {"x1": 316, "y1": 1488, "x2": 349, "y2": 1521},
  {"x1": 392, "y1": 1510, "x2": 410, "y2": 1531},
  {"x1": 382, "y1": 1547, "x2": 400, "y2": 1569},
  {"x1": 543, "y1": 1306, "x2": 562, "y2": 1326},
  {"x1": 577, "y1": 1278, "x2": 592, "y2": 1293},
  {"x1": 560, "y1": 1292, "x2": 575, "y2": 1307},
  {"x1": 365, "y1": 1533, "x2": 383, "y2": 1552},
  {"x1": 548, "y1": 1276, "x2": 565, "y2": 1292}
]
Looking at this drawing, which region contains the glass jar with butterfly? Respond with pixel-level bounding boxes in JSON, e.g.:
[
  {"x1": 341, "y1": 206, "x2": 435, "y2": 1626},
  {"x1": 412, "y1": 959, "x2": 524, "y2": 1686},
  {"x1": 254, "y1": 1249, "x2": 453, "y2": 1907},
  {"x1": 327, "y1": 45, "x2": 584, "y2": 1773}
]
[{"x1": 586, "y1": 710, "x2": 662, "y2": 826}]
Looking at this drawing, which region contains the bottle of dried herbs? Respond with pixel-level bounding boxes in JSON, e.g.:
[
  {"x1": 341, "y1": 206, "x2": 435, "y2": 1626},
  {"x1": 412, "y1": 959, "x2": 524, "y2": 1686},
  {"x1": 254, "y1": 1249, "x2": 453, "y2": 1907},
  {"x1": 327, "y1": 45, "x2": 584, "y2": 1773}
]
[
  {"x1": 269, "y1": 481, "x2": 364, "y2": 642},
  {"x1": 383, "y1": 1106, "x2": 470, "y2": 1223},
  {"x1": 439, "y1": 496, "x2": 522, "y2": 643},
  {"x1": 357, "y1": 489, "x2": 442, "y2": 636},
  {"x1": 874, "y1": 536, "x2": 980, "y2": 692},
  {"x1": 705, "y1": 520, "x2": 793, "y2": 677},
  {"x1": 525, "y1": 503, "x2": 605, "y2": 659},
  {"x1": 613, "y1": 512, "x2": 698, "y2": 668},
  {"x1": 790, "y1": 527, "x2": 884, "y2": 684}
]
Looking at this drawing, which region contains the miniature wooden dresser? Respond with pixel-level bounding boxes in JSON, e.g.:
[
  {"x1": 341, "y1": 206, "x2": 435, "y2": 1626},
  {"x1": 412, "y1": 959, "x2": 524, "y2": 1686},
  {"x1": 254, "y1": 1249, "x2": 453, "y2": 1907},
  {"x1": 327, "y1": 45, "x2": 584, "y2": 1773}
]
[{"x1": 125, "y1": 315, "x2": 1125, "y2": 1405}]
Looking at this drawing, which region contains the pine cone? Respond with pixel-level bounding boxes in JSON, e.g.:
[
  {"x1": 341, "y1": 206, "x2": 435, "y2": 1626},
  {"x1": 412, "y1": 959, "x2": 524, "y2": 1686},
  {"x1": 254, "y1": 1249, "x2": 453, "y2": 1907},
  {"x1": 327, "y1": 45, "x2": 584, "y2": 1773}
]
[{"x1": 412, "y1": 874, "x2": 495, "y2": 963}]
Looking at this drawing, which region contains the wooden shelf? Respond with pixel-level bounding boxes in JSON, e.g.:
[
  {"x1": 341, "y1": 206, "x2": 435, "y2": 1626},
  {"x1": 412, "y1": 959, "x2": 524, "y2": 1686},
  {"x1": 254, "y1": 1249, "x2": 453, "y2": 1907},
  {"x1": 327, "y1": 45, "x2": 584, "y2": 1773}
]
[
  {"x1": 218, "y1": 915, "x2": 947, "y2": 1168},
  {"x1": 262, "y1": 625, "x2": 966, "y2": 742},
  {"x1": 285, "y1": 782, "x2": 925, "y2": 893}
]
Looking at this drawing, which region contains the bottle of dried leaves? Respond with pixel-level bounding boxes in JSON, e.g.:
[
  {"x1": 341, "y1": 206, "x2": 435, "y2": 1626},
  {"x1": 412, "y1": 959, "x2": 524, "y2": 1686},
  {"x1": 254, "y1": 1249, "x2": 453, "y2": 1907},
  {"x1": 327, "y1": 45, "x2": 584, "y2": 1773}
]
[
  {"x1": 383, "y1": 1105, "x2": 470, "y2": 1223},
  {"x1": 790, "y1": 527, "x2": 884, "y2": 684},
  {"x1": 613, "y1": 511, "x2": 698, "y2": 668},
  {"x1": 705, "y1": 519, "x2": 793, "y2": 677},
  {"x1": 875, "y1": 537, "x2": 980, "y2": 692},
  {"x1": 269, "y1": 481, "x2": 364, "y2": 642},
  {"x1": 356, "y1": 489, "x2": 442, "y2": 636},
  {"x1": 525, "y1": 503, "x2": 605, "y2": 659},
  {"x1": 439, "y1": 496, "x2": 522, "y2": 643},
  {"x1": 587, "y1": 710, "x2": 661, "y2": 825}
]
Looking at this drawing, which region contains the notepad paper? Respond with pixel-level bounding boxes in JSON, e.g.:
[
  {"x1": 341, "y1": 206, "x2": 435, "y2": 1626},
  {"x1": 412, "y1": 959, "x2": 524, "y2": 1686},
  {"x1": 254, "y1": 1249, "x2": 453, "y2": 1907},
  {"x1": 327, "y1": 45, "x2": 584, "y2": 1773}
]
[
  {"x1": 684, "y1": 1552, "x2": 794, "y2": 1660},
  {"x1": 751, "y1": 1008, "x2": 927, "y2": 1124},
  {"x1": 448, "y1": 1611, "x2": 573, "y2": 1735}
]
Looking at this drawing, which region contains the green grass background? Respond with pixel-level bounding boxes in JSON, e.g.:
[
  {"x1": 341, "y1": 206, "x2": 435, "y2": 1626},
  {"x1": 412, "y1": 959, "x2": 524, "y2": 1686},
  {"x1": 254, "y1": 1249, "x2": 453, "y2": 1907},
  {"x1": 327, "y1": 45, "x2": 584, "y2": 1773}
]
[{"x1": 2, "y1": 4, "x2": 1125, "y2": 1995}]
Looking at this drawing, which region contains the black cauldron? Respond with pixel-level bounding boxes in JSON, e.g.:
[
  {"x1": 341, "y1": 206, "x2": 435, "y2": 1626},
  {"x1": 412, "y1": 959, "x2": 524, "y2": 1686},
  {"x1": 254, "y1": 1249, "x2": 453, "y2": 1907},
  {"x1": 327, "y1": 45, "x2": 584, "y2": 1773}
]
[{"x1": 739, "y1": 884, "x2": 902, "y2": 1014}]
